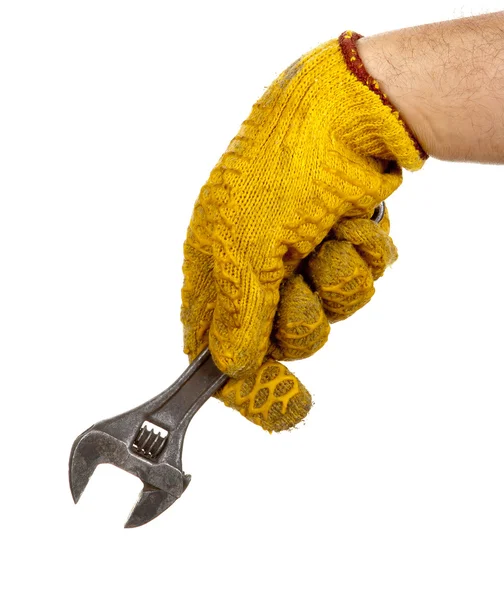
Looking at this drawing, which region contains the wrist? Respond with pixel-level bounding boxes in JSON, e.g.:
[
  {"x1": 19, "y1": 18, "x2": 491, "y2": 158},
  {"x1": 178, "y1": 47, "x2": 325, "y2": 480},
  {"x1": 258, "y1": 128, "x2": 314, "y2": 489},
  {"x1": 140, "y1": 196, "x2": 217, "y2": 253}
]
[
  {"x1": 334, "y1": 31, "x2": 427, "y2": 170},
  {"x1": 356, "y1": 32, "x2": 436, "y2": 159},
  {"x1": 356, "y1": 13, "x2": 504, "y2": 163}
]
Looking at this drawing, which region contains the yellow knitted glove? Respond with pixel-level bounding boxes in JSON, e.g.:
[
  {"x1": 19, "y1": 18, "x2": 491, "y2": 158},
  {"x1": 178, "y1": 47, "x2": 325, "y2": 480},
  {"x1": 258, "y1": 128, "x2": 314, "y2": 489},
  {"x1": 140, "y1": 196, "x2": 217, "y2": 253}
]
[{"x1": 181, "y1": 31, "x2": 427, "y2": 431}]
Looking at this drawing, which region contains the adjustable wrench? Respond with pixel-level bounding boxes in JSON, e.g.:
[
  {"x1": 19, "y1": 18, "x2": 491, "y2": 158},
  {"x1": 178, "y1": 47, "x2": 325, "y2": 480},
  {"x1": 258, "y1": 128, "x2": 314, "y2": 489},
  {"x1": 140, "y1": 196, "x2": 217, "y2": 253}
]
[
  {"x1": 69, "y1": 201, "x2": 386, "y2": 528},
  {"x1": 69, "y1": 348, "x2": 228, "y2": 528}
]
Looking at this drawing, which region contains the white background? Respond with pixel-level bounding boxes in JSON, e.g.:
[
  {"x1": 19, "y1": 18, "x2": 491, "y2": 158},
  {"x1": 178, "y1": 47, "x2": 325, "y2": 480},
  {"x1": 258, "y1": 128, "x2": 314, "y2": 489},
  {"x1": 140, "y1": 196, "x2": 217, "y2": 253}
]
[{"x1": 1, "y1": 2, "x2": 504, "y2": 599}]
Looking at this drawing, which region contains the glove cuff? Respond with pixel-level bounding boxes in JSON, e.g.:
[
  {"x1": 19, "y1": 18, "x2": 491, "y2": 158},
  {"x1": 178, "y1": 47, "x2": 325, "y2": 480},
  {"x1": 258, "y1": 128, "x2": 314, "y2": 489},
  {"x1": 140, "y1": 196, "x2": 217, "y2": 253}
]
[{"x1": 338, "y1": 30, "x2": 428, "y2": 171}]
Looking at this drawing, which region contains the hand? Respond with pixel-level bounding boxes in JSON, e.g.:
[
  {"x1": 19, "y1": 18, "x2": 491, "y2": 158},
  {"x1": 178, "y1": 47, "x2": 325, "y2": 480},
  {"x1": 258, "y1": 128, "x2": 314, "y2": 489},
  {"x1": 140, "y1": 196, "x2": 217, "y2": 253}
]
[{"x1": 181, "y1": 32, "x2": 426, "y2": 431}]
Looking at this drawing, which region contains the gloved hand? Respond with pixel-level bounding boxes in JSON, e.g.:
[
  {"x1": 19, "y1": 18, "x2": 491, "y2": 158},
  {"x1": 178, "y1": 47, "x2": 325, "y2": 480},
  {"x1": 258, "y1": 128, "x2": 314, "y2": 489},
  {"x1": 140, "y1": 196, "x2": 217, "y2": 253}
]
[{"x1": 181, "y1": 31, "x2": 426, "y2": 431}]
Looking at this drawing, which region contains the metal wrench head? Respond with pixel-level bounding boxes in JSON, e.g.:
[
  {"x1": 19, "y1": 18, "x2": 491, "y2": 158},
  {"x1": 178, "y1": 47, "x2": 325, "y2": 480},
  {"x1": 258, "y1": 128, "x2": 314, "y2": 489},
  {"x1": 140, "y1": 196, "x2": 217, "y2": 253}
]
[
  {"x1": 69, "y1": 423, "x2": 189, "y2": 527},
  {"x1": 69, "y1": 348, "x2": 227, "y2": 527}
]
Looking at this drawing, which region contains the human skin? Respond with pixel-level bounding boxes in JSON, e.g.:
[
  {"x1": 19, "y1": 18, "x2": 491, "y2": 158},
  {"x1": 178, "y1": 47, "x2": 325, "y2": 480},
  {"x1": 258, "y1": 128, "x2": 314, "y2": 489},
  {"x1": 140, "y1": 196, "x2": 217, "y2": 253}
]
[{"x1": 357, "y1": 11, "x2": 504, "y2": 163}]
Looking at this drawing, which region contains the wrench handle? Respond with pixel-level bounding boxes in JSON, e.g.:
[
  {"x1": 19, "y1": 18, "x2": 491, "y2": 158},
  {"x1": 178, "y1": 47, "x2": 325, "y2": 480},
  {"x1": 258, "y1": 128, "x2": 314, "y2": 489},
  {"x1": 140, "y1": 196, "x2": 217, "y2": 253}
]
[{"x1": 146, "y1": 349, "x2": 228, "y2": 467}]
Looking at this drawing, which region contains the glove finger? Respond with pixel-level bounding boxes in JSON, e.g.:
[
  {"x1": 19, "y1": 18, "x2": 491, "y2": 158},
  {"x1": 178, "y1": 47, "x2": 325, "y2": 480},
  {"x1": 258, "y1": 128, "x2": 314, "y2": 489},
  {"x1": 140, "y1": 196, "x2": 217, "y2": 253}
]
[
  {"x1": 210, "y1": 259, "x2": 281, "y2": 378},
  {"x1": 334, "y1": 213, "x2": 398, "y2": 280},
  {"x1": 181, "y1": 232, "x2": 217, "y2": 361},
  {"x1": 216, "y1": 359, "x2": 312, "y2": 432},
  {"x1": 269, "y1": 274, "x2": 330, "y2": 361},
  {"x1": 307, "y1": 239, "x2": 375, "y2": 323}
]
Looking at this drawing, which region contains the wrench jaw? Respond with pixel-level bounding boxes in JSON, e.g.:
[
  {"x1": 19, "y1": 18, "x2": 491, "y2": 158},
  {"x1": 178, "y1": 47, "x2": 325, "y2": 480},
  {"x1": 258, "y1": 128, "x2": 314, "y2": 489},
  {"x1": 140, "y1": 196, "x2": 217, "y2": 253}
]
[
  {"x1": 69, "y1": 428, "x2": 108, "y2": 504},
  {"x1": 69, "y1": 426, "x2": 139, "y2": 505},
  {"x1": 124, "y1": 475, "x2": 191, "y2": 528},
  {"x1": 69, "y1": 425, "x2": 192, "y2": 526}
]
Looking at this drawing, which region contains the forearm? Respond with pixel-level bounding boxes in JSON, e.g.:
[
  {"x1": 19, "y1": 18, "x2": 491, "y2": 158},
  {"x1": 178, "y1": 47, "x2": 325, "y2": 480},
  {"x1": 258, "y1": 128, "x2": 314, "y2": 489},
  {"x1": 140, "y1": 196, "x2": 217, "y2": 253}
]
[{"x1": 357, "y1": 11, "x2": 504, "y2": 163}]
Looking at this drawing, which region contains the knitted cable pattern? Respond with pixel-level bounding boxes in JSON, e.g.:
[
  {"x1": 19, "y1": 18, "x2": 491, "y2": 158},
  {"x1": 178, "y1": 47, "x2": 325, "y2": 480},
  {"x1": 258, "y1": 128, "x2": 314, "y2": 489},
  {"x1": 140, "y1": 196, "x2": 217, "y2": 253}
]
[{"x1": 181, "y1": 32, "x2": 426, "y2": 431}]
